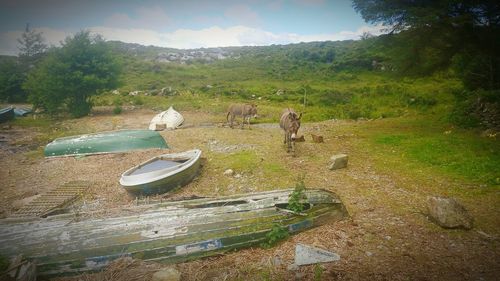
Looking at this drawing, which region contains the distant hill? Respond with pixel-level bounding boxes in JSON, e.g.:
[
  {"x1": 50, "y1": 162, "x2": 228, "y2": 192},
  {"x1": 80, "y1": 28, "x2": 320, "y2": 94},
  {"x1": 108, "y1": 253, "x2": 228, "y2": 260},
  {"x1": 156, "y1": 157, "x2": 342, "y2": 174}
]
[{"x1": 106, "y1": 37, "x2": 393, "y2": 73}]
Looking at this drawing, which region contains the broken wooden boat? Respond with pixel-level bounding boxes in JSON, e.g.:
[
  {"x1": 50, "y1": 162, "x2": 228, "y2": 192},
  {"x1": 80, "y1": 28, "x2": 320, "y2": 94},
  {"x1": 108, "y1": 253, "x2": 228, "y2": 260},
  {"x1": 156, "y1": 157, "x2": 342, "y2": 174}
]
[
  {"x1": 120, "y1": 149, "x2": 202, "y2": 195},
  {"x1": 44, "y1": 129, "x2": 168, "y2": 157},
  {"x1": 0, "y1": 189, "x2": 347, "y2": 278},
  {"x1": 0, "y1": 106, "x2": 15, "y2": 122}
]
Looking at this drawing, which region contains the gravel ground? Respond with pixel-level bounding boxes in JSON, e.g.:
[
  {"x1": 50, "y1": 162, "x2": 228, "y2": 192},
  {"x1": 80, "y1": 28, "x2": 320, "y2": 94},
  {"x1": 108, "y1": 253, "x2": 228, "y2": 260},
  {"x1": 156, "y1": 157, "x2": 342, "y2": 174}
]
[{"x1": 0, "y1": 107, "x2": 498, "y2": 281}]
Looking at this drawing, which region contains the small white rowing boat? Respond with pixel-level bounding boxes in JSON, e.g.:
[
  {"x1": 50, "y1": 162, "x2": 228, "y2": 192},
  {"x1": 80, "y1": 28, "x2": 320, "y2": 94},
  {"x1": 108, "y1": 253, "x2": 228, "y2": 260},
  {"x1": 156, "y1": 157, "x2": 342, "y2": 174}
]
[{"x1": 120, "y1": 149, "x2": 202, "y2": 195}]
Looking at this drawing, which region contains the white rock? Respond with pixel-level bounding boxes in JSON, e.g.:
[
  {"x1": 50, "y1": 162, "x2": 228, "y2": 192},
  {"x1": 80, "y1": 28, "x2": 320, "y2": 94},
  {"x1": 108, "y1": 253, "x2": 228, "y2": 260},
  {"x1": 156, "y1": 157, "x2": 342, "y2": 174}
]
[
  {"x1": 294, "y1": 243, "x2": 340, "y2": 266},
  {"x1": 223, "y1": 169, "x2": 234, "y2": 176}
]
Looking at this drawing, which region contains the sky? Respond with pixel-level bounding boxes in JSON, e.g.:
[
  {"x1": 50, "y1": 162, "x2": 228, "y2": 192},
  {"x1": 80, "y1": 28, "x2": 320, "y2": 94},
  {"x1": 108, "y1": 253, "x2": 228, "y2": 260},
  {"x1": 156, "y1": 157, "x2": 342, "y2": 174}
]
[{"x1": 0, "y1": 0, "x2": 386, "y2": 56}]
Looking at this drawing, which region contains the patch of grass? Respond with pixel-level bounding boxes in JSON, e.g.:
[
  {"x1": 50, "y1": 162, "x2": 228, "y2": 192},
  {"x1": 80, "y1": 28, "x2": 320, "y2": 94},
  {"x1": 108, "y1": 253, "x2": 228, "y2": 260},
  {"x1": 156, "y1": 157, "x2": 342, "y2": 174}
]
[
  {"x1": 262, "y1": 161, "x2": 287, "y2": 177},
  {"x1": 371, "y1": 126, "x2": 500, "y2": 186},
  {"x1": 24, "y1": 148, "x2": 44, "y2": 159},
  {"x1": 314, "y1": 264, "x2": 325, "y2": 281},
  {"x1": 11, "y1": 116, "x2": 53, "y2": 128},
  {"x1": 222, "y1": 150, "x2": 260, "y2": 174}
]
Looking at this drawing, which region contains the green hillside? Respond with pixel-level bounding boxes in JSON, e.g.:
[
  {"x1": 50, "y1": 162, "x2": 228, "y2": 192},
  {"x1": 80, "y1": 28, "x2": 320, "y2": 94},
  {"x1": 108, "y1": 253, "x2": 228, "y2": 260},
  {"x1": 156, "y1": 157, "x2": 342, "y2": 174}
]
[{"x1": 95, "y1": 38, "x2": 462, "y2": 123}]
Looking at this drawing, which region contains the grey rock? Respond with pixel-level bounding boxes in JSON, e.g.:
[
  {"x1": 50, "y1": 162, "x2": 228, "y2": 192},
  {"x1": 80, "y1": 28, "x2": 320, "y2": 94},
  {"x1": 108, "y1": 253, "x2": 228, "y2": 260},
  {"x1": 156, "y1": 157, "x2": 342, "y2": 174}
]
[
  {"x1": 328, "y1": 154, "x2": 348, "y2": 170},
  {"x1": 427, "y1": 196, "x2": 473, "y2": 229},
  {"x1": 223, "y1": 169, "x2": 234, "y2": 176},
  {"x1": 151, "y1": 267, "x2": 181, "y2": 281},
  {"x1": 295, "y1": 243, "x2": 340, "y2": 266}
]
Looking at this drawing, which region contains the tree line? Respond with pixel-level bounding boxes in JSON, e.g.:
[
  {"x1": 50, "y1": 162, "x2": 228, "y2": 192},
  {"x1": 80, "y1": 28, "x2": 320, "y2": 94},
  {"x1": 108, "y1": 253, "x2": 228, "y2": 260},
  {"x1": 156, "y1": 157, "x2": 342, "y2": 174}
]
[{"x1": 0, "y1": 25, "x2": 121, "y2": 117}]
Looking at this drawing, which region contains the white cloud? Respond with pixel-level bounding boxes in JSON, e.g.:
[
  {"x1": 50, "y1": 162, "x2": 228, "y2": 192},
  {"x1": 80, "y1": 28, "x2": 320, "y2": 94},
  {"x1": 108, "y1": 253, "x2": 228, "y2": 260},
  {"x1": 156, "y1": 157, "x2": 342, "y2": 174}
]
[{"x1": 0, "y1": 24, "x2": 387, "y2": 55}]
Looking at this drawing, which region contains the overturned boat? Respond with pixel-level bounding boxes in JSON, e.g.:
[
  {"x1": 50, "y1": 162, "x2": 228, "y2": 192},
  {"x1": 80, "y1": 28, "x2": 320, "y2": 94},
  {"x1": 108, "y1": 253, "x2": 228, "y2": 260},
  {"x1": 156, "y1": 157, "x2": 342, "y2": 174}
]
[
  {"x1": 0, "y1": 106, "x2": 14, "y2": 122},
  {"x1": 44, "y1": 130, "x2": 168, "y2": 157},
  {"x1": 120, "y1": 149, "x2": 202, "y2": 195},
  {"x1": 0, "y1": 189, "x2": 347, "y2": 277},
  {"x1": 149, "y1": 106, "x2": 184, "y2": 131}
]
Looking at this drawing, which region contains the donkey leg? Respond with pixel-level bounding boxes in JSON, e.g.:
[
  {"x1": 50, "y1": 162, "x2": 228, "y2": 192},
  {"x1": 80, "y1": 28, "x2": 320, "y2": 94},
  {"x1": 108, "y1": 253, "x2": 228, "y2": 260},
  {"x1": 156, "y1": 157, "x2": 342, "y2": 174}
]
[
  {"x1": 286, "y1": 134, "x2": 292, "y2": 152},
  {"x1": 230, "y1": 115, "x2": 235, "y2": 128}
]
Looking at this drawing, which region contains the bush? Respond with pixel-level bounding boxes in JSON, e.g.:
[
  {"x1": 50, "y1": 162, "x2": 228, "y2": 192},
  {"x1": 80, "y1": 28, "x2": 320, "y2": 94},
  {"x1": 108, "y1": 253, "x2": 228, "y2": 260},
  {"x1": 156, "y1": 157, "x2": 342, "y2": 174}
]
[
  {"x1": 113, "y1": 105, "x2": 122, "y2": 115},
  {"x1": 23, "y1": 31, "x2": 120, "y2": 117},
  {"x1": 449, "y1": 89, "x2": 499, "y2": 129}
]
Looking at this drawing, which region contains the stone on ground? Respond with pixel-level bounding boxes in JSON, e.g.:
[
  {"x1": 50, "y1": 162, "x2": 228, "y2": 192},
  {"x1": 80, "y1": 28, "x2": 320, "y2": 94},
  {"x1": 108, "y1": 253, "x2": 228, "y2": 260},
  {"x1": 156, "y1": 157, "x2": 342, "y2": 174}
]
[
  {"x1": 294, "y1": 243, "x2": 340, "y2": 266},
  {"x1": 223, "y1": 169, "x2": 234, "y2": 176},
  {"x1": 151, "y1": 267, "x2": 181, "y2": 281},
  {"x1": 328, "y1": 154, "x2": 348, "y2": 170},
  {"x1": 427, "y1": 196, "x2": 473, "y2": 229}
]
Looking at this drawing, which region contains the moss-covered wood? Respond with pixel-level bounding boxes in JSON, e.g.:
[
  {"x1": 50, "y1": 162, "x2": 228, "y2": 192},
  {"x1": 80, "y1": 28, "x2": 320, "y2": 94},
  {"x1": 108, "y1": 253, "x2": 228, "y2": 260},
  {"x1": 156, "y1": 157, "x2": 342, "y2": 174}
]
[{"x1": 0, "y1": 189, "x2": 347, "y2": 277}]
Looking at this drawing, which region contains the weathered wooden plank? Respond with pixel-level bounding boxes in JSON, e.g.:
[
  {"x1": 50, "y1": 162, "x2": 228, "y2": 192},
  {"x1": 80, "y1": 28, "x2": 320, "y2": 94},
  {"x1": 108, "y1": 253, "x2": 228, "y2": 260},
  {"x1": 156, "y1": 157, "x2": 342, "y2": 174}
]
[{"x1": 0, "y1": 189, "x2": 347, "y2": 277}]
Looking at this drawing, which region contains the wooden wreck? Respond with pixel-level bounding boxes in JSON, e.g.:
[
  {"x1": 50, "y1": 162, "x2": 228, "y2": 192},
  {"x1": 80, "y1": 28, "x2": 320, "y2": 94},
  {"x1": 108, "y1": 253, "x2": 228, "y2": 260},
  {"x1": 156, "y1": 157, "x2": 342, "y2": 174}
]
[{"x1": 0, "y1": 189, "x2": 347, "y2": 277}]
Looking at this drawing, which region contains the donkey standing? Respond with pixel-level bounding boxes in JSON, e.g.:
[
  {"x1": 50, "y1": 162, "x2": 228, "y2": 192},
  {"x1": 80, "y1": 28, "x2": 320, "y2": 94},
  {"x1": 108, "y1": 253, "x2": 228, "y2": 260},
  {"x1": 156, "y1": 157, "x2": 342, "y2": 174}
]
[
  {"x1": 226, "y1": 103, "x2": 258, "y2": 129},
  {"x1": 279, "y1": 108, "x2": 302, "y2": 152}
]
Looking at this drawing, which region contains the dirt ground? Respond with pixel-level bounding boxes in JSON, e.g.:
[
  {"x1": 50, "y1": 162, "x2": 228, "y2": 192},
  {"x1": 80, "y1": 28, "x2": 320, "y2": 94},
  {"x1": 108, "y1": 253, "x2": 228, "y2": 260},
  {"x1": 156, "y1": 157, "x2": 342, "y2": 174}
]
[{"x1": 0, "y1": 107, "x2": 499, "y2": 281}]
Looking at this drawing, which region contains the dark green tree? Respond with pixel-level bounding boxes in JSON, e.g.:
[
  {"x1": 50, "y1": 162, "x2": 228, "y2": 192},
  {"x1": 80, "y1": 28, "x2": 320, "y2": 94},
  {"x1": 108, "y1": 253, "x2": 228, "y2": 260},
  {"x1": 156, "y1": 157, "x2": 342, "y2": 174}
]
[
  {"x1": 0, "y1": 24, "x2": 47, "y2": 102},
  {"x1": 24, "y1": 31, "x2": 121, "y2": 117},
  {"x1": 18, "y1": 23, "x2": 48, "y2": 69},
  {"x1": 352, "y1": 0, "x2": 500, "y2": 128},
  {"x1": 352, "y1": 0, "x2": 500, "y2": 90},
  {"x1": 0, "y1": 58, "x2": 25, "y2": 102}
]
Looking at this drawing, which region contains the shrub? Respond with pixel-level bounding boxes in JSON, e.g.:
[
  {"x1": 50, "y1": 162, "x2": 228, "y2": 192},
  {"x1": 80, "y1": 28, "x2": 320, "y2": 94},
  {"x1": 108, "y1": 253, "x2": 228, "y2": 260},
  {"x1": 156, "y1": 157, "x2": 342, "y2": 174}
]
[
  {"x1": 288, "y1": 178, "x2": 307, "y2": 213},
  {"x1": 113, "y1": 105, "x2": 122, "y2": 115}
]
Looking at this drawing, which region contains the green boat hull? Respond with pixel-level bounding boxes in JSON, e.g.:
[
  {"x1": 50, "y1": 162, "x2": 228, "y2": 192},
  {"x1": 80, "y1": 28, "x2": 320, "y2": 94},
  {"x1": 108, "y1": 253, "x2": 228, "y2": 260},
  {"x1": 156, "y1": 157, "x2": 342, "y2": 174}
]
[
  {"x1": 0, "y1": 189, "x2": 347, "y2": 277},
  {"x1": 0, "y1": 106, "x2": 14, "y2": 123},
  {"x1": 44, "y1": 130, "x2": 168, "y2": 157}
]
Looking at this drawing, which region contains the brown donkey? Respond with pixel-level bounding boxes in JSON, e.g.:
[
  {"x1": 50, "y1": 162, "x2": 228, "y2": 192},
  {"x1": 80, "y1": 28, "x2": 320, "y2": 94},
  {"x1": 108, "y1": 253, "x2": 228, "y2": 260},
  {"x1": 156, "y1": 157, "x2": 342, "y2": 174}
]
[
  {"x1": 279, "y1": 108, "x2": 302, "y2": 153},
  {"x1": 226, "y1": 103, "x2": 258, "y2": 129}
]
